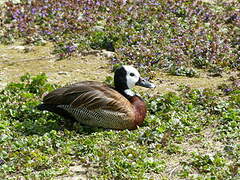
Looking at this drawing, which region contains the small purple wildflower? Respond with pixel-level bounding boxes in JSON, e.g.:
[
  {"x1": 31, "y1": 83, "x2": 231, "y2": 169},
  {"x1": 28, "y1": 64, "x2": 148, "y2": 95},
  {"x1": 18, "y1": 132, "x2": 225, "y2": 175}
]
[
  {"x1": 224, "y1": 88, "x2": 233, "y2": 93},
  {"x1": 66, "y1": 45, "x2": 77, "y2": 53},
  {"x1": 31, "y1": 8, "x2": 37, "y2": 14},
  {"x1": 0, "y1": 159, "x2": 4, "y2": 166}
]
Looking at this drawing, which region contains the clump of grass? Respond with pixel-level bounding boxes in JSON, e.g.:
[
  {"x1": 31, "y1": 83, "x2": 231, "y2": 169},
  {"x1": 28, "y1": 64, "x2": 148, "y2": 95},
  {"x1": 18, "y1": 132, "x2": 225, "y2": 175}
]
[
  {"x1": 0, "y1": 74, "x2": 239, "y2": 179},
  {"x1": 168, "y1": 65, "x2": 198, "y2": 77}
]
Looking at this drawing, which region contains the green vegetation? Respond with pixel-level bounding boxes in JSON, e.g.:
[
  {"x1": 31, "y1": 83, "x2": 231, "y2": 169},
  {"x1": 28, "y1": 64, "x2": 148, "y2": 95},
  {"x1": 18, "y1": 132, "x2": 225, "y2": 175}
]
[
  {"x1": 0, "y1": 74, "x2": 239, "y2": 179},
  {"x1": 0, "y1": 0, "x2": 239, "y2": 73},
  {"x1": 0, "y1": 0, "x2": 239, "y2": 179}
]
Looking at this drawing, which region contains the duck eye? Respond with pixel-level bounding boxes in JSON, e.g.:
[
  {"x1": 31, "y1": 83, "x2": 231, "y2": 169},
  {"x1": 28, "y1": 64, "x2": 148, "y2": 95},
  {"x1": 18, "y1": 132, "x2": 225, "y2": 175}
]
[{"x1": 130, "y1": 73, "x2": 135, "y2": 77}]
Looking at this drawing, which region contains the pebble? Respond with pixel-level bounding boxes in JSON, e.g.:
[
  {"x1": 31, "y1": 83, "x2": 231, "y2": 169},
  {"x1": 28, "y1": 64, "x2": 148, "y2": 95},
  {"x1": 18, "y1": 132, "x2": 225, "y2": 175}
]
[
  {"x1": 58, "y1": 71, "x2": 68, "y2": 75},
  {"x1": 101, "y1": 50, "x2": 115, "y2": 58},
  {"x1": 81, "y1": 50, "x2": 101, "y2": 56},
  {"x1": 9, "y1": 45, "x2": 25, "y2": 50},
  {"x1": 92, "y1": 25, "x2": 104, "y2": 32},
  {"x1": 8, "y1": 45, "x2": 34, "y2": 53}
]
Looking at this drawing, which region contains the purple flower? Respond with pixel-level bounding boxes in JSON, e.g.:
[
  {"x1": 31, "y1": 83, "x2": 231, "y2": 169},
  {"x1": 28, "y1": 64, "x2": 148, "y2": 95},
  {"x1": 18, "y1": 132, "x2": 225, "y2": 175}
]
[
  {"x1": 96, "y1": 1, "x2": 101, "y2": 6},
  {"x1": 128, "y1": 6, "x2": 133, "y2": 12},
  {"x1": 31, "y1": 8, "x2": 37, "y2": 14},
  {"x1": 43, "y1": 30, "x2": 52, "y2": 35},
  {"x1": 224, "y1": 88, "x2": 233, "y2": 94},
  {"x1": 0, "y1": 159, "x2": 4, "y2": 166},
  {"x1": 66, "y1": 45, "x2": 77, "y2": 53}
]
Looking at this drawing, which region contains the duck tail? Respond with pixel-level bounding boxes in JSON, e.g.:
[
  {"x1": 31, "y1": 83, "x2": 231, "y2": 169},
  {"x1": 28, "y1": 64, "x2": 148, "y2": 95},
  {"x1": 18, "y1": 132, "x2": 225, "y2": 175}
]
[
  {"x1": 36, "y1": 104, "x2": 75, "y2": 120},
  {"x1": 36, "y1": 104, "x2": 60, "y2": 113},
  {"x1": 36, "y1": 103, "x2": 48, "y2": 111}
]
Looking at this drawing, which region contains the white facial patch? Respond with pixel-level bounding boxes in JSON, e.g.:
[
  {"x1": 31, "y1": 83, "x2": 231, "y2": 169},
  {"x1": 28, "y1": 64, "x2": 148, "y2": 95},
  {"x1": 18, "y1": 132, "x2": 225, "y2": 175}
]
[
  {"x1": 123, "y1": 65, "x2": 140, "y2": 89},
  {"x1": 124, "y1": 89, "x2": 135, "y2": 97}
]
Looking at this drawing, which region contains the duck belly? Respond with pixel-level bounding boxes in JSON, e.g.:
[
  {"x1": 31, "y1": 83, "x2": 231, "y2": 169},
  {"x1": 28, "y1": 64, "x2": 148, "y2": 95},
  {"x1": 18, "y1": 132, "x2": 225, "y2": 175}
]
[{"x1": 58, "y1": 105, "x2": 134, "y2": 129}]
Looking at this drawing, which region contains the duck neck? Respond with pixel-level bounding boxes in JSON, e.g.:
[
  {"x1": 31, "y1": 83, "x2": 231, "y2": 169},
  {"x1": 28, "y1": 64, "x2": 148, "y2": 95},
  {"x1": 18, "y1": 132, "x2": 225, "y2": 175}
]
[{"x1": 115, "y1": 87, "x2": 135, "y2": 99}]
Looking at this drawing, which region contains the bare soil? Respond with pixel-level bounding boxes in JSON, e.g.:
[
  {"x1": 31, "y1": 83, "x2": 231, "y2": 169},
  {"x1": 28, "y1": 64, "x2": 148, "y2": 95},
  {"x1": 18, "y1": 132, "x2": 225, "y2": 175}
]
[
  {"x1": 0, "y1": 42, "x2": 111, "y2": 89},
  {"x1": 0, "y1": 42, "x2": 237, "y2": 94}
]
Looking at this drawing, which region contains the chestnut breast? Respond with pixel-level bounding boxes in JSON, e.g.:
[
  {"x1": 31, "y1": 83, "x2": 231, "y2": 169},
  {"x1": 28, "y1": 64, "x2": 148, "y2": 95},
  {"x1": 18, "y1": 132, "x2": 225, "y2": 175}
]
[{"x1": 129, "y1": 96, "x2": 147, "y2": 127}]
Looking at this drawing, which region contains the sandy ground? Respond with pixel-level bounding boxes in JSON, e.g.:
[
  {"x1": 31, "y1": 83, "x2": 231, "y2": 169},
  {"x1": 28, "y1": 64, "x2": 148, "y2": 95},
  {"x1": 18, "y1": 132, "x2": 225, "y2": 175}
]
[
  {"x1": 0, "y1": 42, "x2": 111, "y2": 88},
  {"x1": 0, "y1": 42, "x2": 237, "y2": 95}
]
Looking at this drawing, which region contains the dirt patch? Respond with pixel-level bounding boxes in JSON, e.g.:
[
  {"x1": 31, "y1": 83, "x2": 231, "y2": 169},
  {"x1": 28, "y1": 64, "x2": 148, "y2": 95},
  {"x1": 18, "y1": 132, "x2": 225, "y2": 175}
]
[
  {"x1": 56, "y1": 165, "x2": 97, "y2": 180},
  {"x1": 0, "y1": 42, "x2": 237, "y2": 94},
  {"x1": 151, "y1": 70, "x2": 237, "y2": 95},
  {"x1": 0, "y1": 42, "x2": 111, "y2": 89}
]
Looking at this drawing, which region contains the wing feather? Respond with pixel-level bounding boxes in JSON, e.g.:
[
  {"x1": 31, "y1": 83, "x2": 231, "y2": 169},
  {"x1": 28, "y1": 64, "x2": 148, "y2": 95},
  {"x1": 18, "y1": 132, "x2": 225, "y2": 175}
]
[{"x1": 43, "y1": 81, "x2": 133, "y2": 115}]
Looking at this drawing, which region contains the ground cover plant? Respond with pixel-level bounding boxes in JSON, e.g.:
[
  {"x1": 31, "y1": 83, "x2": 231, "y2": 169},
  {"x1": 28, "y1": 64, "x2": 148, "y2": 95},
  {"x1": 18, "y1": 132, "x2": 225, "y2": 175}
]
[
  {"x1": 0, "y1": 0, "x2": 239, "y2": 74},
  {"x1": 0, "y1": 0, "x2": 240, "y2": 179},
  {"x1": 0, "y1": 73, "x2": 239, "y2": 179}
]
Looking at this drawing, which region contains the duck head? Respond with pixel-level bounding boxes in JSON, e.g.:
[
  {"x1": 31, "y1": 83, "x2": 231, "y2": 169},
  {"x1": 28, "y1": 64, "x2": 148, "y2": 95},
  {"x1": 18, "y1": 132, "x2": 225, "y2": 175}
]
[{"x1": 114, "y1": 65, "x2": 155, "y2": 97}]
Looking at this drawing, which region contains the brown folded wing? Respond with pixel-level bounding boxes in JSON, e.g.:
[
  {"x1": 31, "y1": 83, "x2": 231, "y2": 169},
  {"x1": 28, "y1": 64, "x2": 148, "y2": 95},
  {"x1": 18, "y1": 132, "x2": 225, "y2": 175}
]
[{"x1": 43, "y1": 81, "x2": 135, "y2": 129}]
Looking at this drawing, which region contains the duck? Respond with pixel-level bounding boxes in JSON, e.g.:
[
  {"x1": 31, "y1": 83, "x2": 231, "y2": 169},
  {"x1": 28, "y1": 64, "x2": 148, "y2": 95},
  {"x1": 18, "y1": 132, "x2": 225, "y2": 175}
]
[{"x1": 37, "y1": 65, "x2": 155, "y2": 130}]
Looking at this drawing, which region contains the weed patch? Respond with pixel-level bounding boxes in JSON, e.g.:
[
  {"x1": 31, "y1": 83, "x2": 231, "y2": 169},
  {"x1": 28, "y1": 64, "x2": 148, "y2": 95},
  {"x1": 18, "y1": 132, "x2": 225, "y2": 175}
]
[
  {"x1": 0, "y1": 74, "x2": 239, "y2": 178},
  {"x1": 0, "y1": 0, "x2": 239, "y2": 71}
]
